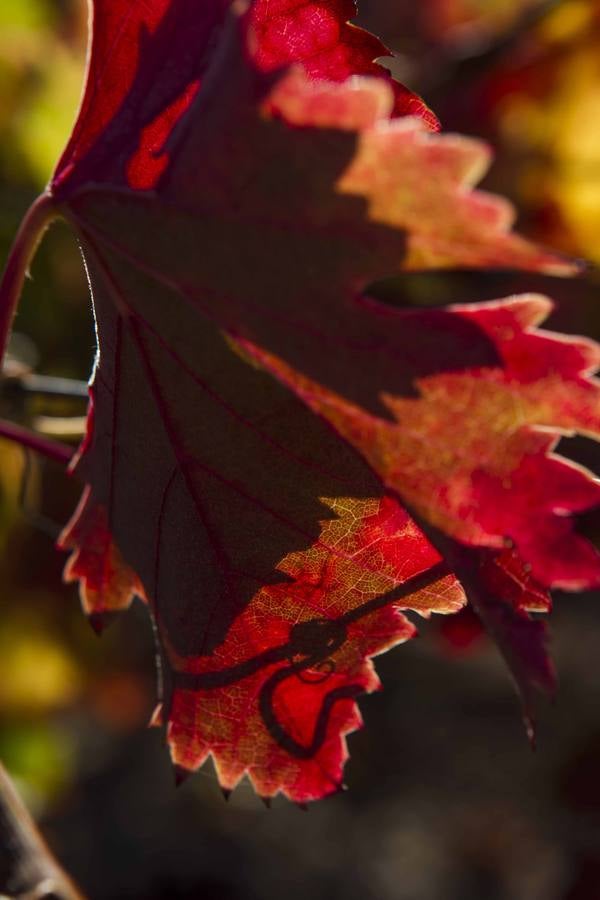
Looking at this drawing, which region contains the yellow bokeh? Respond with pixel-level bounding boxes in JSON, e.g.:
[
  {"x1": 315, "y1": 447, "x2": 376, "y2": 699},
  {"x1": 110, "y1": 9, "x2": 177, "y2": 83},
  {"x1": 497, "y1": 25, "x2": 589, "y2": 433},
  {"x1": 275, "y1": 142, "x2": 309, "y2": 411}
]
[
  {"x1": 494, "y1": 0, "x2": 600, "y2": 261},
  {"x1": 0, "y1": 0, "x2": 85, "y2": 186},
  {"x1": 0, "y1": 615, "x2": 82, "y2": 714}
]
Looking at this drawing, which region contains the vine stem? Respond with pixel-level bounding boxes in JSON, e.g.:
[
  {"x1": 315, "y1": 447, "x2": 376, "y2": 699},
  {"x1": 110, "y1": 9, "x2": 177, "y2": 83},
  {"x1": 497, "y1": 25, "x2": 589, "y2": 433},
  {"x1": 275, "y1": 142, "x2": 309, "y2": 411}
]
[
  {"x1": 0, "y1": 193, "x2": 77, "y2": 466},
  {"x1": 0, "y1": 202, "x2": 81, "y2": 890},
  {"x1": 0, "y1": 192, "x2": 58, "y2": 365},
  {"x1": 0, "y1": 419, "x2": 73, "y2": 466}
]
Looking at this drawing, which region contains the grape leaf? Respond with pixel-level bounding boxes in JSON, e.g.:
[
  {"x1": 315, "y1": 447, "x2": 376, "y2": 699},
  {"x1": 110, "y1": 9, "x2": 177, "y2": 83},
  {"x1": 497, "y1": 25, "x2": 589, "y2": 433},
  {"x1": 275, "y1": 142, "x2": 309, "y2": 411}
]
[
  {"x1": 48, "y1": 2, "x2": 458, "y2": 802},
  {"x1": 1, "y1": 0, "x2": 599, "y2": 801}
]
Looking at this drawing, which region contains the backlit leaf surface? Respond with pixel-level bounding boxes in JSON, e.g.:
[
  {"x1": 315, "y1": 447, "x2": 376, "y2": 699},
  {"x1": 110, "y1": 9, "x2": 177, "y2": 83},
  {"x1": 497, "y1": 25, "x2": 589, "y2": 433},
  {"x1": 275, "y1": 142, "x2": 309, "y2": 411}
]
[{"x1": 1, "y1": 0, "x2": 599, "y2": 801}]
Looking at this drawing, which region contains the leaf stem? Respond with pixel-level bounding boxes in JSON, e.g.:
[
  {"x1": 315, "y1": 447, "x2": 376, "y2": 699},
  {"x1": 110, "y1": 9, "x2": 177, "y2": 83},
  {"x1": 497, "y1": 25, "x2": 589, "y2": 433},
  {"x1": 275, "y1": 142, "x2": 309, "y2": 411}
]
[
  {"x1": 0, "y1": 195, "x2": 73, "y2": 464},
  {"x1": 0, "y1": 192, "x2": 58, "y2": 366},
  {"x1": 0, "y1": 419, "x2": 73, "y2": 466}
]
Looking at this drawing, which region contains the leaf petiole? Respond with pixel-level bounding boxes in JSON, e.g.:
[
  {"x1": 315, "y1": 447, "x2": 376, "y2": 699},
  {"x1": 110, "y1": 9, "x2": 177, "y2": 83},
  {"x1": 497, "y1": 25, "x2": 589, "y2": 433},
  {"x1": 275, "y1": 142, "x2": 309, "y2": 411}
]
[
  {"x1": 0, "y1": 194, "x2": 74, "y2": 465},
  {"x1": 0, "y1": 192, "x2": 58, "y2": 366}
]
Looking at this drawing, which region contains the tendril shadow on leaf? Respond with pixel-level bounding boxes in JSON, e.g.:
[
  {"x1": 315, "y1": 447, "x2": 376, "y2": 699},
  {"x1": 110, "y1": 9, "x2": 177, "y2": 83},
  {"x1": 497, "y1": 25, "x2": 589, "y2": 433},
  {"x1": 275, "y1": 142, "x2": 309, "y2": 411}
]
[{"x1": 171, "y1": 561, "x2": 448, "y2": 759}]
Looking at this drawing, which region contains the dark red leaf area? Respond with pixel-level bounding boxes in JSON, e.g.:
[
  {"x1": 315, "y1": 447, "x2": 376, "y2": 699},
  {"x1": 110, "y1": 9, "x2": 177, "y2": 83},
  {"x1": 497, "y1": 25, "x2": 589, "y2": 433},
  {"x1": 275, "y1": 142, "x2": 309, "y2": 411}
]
[
  {"x1": 439, "y1": 549, "x2": 551, "y2": 657},
  {"x1": 72, "y1": 247, "x2": 463, "y2": 799},
  {"x1": 78, "y1": 248, "x2": 384, "y2": 656},
  {"x1": 66, "y1": 56, "x2": 500, "y2": 419},
  {"x1": 474, "y1": 591, "x2": 554, "y2": 743},
  {"x1": 72, "y1": 193, "x2": 504, "y2": 417},
  {"x1": 482, "y1": 548, "x2": 551, "y2": 615},
  {"x1": 53, "y1": 0, "x2": 229, "y2": 191},
  {"x1": 53, "y1": 0, "x2": 434, "y2": 194},
  {"x1": 438, "y1": 606, "x2": 484, "y2": 654},
  {"x1": 422, "y1": 530, "x2": 555, "y2": 735}
]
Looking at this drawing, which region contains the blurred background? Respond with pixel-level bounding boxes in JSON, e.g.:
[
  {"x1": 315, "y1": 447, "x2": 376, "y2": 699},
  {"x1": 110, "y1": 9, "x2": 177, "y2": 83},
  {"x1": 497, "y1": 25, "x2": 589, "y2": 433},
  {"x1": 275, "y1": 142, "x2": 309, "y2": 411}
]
[{"x1": 0, "y1": 1, "x2": 600, "y2": 897}]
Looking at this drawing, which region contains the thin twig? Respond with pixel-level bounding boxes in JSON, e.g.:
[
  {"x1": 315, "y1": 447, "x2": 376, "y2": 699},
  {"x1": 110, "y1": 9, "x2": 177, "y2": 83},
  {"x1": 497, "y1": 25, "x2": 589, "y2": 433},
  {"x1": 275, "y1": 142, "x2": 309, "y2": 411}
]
[
  {"x1": 4, "y1": 374, "x2": 89, "y2": 402},
  {"x1": 0, "y1": 761, "x2": 85, "y2": 899},
  {"x1": 0, "y1": 420, "x2": 73, "y2": 467}
]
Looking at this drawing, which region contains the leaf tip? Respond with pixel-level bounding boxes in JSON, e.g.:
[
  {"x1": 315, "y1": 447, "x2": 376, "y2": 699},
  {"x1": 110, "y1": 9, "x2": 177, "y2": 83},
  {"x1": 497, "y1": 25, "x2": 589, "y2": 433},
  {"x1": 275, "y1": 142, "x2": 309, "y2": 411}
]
[
  {"x1": 174, "y1": 764, "x2": 192, "y2": 788},
  {"x1": 149, "y1": 703, "x2": 163, "y2": 729},
  {"x1": 88, "y1": 612, "x2": 109, "y2": 635}
]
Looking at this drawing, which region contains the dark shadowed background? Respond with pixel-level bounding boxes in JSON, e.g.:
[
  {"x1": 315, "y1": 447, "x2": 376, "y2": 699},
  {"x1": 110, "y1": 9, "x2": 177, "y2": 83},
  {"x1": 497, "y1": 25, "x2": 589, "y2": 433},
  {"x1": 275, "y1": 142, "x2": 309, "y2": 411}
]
[{"x1": 1, "y1": 1, "x2": 600, "y2": 897}]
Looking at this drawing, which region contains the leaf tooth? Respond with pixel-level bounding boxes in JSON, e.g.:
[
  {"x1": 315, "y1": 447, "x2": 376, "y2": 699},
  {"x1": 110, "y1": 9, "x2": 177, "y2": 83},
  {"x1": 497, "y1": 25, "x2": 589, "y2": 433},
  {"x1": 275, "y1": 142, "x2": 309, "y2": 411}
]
[
  {"x1": 148, "y1": 704, "x2": 163, "y2": 729},
  {"x1": 88, "y1": 612, "x2": 109, "y2": 635},
  {"x1": 173, "y1": 765, "x2": 192, "y2": 788}
]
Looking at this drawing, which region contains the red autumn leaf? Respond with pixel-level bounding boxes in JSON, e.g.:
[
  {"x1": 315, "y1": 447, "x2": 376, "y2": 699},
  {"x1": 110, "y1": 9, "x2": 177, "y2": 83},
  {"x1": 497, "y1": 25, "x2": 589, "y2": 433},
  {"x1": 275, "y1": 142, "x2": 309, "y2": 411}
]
[{"x1": 0, "y1": 0, "x2": 598, "y2": 801}]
